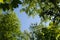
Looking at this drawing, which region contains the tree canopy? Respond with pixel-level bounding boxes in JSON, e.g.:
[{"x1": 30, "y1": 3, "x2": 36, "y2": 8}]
[
  {"x1": 30, "y1": 22, "x2": 60, "y2": 40},
  {"x1": 21, "y1": 0, "x2": 60, "y2": 24},
  {"x1": 0, "y1": 0, "x2": 22, "y2": 11},
  {"x1": 0, "y1": 0, "x2": 60, "y2": 40},
  {"x1": 0, "y1": 0, "x2": 22, "y2": 40},
  {"x1": 0, "y1": 12, "x2": 21, "y2": 40},
  {"x1": 20, "y1": 0, "x2": 60, "y2": 40}
]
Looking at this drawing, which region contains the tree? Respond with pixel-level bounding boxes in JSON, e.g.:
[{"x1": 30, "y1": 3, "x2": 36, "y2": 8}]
[
  {"x1": 30, "y1": 23, "x2": 60, "y2": 40},
  {"x1": 20, "y1": 1, "x2": 60, "y2": 39},
  {"x1": 0, "y1": 0, "x2": 22, "y2": 11},
  {"x1": 0, "y1": 12, "x2": 21, "y2": 40},
  {"x1": 21, "y1": 0, "x2": 60, "y2": 24},
  {"x1": 19, "y1": 30, "x2": 31, "y2": 40},
  {"x1": 0, "y1": 0, "x2": 22, "y2": 40}
]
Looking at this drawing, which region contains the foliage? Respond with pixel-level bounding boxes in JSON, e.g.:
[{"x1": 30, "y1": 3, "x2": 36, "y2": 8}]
[
  {"x1": 21, "y1": 0, "x2": 60, "y2": 23},
  {"x1": 0, "y1": 0, "x2": 60, "y2": 40},
  {"x1": 0, "y1": 0, "x2": 22, "y2": 40},
  {"x1": 30, "y1": 23, "x2": 60, "y2": 40},
  {"x1": 0, "y1": 0, "x2": 4, "y2": 3},
  {"x1": 0, "y1": 12, "x2": 21, "y2": 40},
  {"x1": 20, "y1": 0, "x2": 60, "y2": 40},
  {"x1": 20, "y1": 30, "x2": 30, "y2": 40},
  {"x1": 0, "y1": 0, "x2": 22, "y2": 11}
]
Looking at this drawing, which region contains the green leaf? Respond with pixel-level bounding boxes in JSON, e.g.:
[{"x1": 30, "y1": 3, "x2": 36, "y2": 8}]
[
  {"x1": 0, "y1": 0, "x2": 4, "y2": 3},
  {"x1": 6, "y1": 0, "x2": 11, "y2": 3}
]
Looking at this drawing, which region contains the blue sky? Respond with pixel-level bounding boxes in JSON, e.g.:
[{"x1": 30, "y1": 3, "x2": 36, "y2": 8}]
[{"x1": 14, "y1": 5, "x2": 40, "y2": 32}]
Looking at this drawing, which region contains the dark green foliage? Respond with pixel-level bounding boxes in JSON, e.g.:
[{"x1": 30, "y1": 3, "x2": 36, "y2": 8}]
[
  {"x1": 30, "y1": 24, "x2": 60, "y2": 40},
  {"x1": 0, "y1": 12, "x2": 21, "y2": 40},
  {"x1": 10, "y1": 0, "x2": 22, "y2": 8},
  {"x1": 0, "y1": 0, "x2": 22, "y2": 11},
  {"x1": 0, "y1": 3, "x2": 9, "y2": 11}
]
